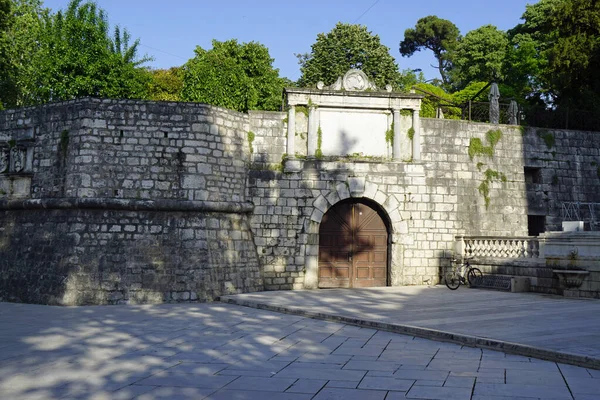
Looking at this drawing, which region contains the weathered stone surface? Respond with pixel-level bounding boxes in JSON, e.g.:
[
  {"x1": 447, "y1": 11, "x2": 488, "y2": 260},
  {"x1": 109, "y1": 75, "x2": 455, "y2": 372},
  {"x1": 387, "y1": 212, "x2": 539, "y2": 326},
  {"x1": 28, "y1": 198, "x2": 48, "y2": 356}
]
[
  {"x1": 0, "y1": 98, "x2": 260, "y2": 305},
  {"x1": 0, "y1": 207, "x2": 261, "y2": 305},
  {"x1": 1, "y1": 97, "x2": 600, "y2": 301}
]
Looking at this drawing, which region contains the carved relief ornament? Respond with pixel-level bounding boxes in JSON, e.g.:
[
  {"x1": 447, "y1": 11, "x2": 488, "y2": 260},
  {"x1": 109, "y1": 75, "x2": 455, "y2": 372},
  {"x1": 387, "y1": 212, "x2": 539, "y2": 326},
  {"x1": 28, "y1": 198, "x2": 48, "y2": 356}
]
[
  {"x1": 10, "y1": 147, "x2": 26, "y2": 173},
  {"x1": 316, "y1": 69, "x2": 392, "y2": 92},
  {"x1": 0, "y1": 148, "x2": 8, "y2": 173}
]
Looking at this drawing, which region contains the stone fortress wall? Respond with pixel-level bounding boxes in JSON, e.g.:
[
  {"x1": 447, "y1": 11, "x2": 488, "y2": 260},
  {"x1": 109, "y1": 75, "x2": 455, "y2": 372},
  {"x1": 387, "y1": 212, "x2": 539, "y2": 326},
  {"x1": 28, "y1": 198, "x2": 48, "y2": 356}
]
[
  {"x1": 250, "y1": 111, "x2": 600, "y2": 292},
  {"x1": 1, "y1": 86, "x2": 600, "y2": 304},
  {"x1": 0, "y1": 98, "x2": 262, "y2": 304}
]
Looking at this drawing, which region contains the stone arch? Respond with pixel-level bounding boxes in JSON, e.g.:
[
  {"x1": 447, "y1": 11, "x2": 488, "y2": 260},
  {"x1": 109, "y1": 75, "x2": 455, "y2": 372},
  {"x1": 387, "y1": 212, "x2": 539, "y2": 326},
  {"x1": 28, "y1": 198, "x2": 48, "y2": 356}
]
[{"x1": 303, "y1": 178, "x2": 405, "y2": 289}]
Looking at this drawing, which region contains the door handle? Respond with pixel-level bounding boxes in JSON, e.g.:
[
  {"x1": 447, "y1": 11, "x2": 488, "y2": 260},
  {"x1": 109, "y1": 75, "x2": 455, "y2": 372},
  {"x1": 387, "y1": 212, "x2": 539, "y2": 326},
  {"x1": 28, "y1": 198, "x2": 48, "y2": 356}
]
[{"x1": 348, "y1": 253, "x2": 353, "y2": 262}]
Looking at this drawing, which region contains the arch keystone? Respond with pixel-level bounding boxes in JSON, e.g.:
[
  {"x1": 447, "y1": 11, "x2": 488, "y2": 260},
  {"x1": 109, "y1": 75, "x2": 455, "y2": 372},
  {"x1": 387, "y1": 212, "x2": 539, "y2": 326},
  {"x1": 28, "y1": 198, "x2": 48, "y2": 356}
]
[
  {"x1": 336, "y1": 183, "x2": 350, "y2": 200},
  {"x1": 348, "y1": 177, "x2": 366, "y2": 197}
]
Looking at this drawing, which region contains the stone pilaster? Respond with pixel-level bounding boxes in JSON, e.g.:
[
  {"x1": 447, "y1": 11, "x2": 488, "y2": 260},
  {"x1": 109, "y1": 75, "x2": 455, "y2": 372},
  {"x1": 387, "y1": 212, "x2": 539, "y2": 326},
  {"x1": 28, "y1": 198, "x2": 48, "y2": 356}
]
[
  {"x1": 392, "y1": 109, "x2": 401, "y2": 160},
  {"x1": 286, "y1": 105, "x2": 295, "y2": 157},
  {"x1": 412, "y1": 109, "x2": 421, "y2": 161},
  {"x1": 307, "y1": 106, "x2": 318, "y2": 157}
]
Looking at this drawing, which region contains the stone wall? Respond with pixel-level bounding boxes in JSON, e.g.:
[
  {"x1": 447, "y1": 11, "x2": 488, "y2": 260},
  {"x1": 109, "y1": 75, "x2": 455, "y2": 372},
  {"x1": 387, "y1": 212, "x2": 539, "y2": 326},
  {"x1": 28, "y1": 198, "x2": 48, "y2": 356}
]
[
  {"x1": 249, "y1": 118, "x2": 531, "y2": 290},
  {"x1": 0, "y1": 201, "x2": 261, "y2": 305},
  {"x1": 2, "y1": 97, "x2": 600, "y2": 304},
  {"x1": 0, "y1": 98, "x2": 262, "y2": 305},
  {"x1": 248, "y1": 110, "x2": 287, "y2": 167},
  {"x1": 421, "y1": 119, "x2": 529, "y2": 237},
  {"x1": 248, "y1": 116, "x2": 600, "y2": 292},
  {"x1": 522, "y1": 127, "x2": 600, "y2": 231}
]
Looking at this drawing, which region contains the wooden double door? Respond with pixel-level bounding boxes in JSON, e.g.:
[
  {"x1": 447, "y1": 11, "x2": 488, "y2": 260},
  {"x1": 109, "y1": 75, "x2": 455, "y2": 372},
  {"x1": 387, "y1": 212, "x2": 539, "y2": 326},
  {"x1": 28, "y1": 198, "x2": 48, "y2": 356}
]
[{"x1": 318, "y1": 200, "x2": 388, "y2": 288}]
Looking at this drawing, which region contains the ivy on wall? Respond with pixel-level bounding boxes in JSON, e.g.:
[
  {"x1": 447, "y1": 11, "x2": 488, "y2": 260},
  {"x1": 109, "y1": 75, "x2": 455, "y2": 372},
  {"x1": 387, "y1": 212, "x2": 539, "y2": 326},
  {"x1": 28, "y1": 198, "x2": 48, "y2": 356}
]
[
  {"x1": 537, "y1": 129, "x2": 555, "y2": 149},
  {"x1": 385, "y1": 122, "x2": 394, "y2": 148},
  {"x1": 247, "y1": 131, "x2": 255, "y2": 155},
  {"x1": 467, "y1": 129, "x2": 507, "y2": 209},
  {"x1": 478, "y1": 168, "x2": 507, "y2": 209},
  {"x1": 315, "y1": 126, "x2": 323, "y2": 159},
  {"x1": 468, "y1": 129, "x2": 502, "y2": 160}
]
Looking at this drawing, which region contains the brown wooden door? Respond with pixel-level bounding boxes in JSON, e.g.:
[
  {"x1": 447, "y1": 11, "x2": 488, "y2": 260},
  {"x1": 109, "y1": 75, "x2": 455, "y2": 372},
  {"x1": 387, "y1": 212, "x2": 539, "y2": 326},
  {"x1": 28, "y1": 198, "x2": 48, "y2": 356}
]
[{"x1": 318, "y1": 201, "x2": 388, "y2": 288}]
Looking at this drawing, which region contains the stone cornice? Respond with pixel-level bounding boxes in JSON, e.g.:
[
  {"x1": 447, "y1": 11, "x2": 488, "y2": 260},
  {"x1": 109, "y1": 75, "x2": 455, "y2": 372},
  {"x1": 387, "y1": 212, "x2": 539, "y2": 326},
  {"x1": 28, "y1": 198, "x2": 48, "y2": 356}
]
[
  {"x1": 285, "y1": 88, "x2": 423, "y2": 110},
  {"x1": 0, "y1": 198, "x2": 254, "y2": 213}
]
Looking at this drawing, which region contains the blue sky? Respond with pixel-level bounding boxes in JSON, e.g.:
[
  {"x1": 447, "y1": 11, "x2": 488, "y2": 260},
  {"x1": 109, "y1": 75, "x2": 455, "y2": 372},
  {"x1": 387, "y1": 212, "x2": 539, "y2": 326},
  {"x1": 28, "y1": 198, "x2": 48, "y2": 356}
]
[{"x1": 42, "y1": 0, "x2": 538, "y2": 82}]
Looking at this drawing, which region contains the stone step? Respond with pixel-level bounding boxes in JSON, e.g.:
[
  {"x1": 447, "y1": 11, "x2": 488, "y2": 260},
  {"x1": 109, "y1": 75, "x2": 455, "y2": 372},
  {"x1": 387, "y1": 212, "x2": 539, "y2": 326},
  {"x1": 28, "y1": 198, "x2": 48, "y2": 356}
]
[{"x1": 471, "y1": 274, "x2": 530, "y2": 293}]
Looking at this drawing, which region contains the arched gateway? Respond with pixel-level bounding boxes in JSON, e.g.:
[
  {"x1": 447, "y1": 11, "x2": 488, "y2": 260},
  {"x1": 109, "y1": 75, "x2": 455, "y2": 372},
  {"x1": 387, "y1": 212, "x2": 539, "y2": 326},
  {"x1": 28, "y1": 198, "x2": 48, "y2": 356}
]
[{"x1": 318, "y1": 199, "x2": 389, "y2": 288}]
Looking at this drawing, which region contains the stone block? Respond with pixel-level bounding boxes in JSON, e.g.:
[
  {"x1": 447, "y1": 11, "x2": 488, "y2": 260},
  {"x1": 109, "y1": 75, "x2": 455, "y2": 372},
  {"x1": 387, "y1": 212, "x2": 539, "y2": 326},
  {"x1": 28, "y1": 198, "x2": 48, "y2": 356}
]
[
  {"x1": 313, "y1": 195, "x2": 328, "y2": 213},
  {"x1": 182, "y1": 175, "x2": 206, "y2": 189},
  {"x1": 336, "y1": 182, "x2": 350, "y2": 200}
]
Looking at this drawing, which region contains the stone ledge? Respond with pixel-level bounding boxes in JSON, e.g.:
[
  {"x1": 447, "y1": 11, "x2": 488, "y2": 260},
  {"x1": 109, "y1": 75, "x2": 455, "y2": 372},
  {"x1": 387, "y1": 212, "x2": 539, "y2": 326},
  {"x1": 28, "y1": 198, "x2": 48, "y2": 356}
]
[{"x1": 0, "y1": 197, "x2": 254, "y2": 213}]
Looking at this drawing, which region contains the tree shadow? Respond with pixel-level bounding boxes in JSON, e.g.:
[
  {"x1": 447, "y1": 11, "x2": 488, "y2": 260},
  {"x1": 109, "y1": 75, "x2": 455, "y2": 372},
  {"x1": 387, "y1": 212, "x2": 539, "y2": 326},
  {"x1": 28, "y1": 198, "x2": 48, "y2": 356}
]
[
  {"x1": 0, "y1": 98, "x2": 261, "y2": 305},
  {"x1": 0, "y1": 301, "x2": 358, "y2": 399}
]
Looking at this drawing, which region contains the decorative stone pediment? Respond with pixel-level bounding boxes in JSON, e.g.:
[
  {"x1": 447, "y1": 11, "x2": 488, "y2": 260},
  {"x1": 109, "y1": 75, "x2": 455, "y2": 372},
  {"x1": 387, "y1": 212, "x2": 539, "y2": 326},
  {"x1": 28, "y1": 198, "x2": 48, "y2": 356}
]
[{"x1": 316, "y1": 69, "x2": 391, "y2": 92}]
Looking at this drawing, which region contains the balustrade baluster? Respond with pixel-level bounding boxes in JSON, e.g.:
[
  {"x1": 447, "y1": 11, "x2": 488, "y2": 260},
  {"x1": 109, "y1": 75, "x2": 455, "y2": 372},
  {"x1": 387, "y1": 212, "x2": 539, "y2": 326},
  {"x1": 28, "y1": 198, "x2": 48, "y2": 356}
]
[
  {"x1": 509, "y1": 239, "x2": 517, "y2": 257},
  {"x1": 458, "y1": 236, "x2": 540, "y2": 260}
]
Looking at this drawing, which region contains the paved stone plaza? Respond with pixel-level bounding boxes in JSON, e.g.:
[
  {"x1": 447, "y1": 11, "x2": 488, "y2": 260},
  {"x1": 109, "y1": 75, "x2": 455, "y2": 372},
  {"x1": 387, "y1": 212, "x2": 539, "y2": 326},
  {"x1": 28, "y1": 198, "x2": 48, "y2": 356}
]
[
  {"x1": 223, "y1": 286, "x2": 600, "y2": 367},
  {"x1": 1, "y1": 289, "x2": 600, "y2": 399}
]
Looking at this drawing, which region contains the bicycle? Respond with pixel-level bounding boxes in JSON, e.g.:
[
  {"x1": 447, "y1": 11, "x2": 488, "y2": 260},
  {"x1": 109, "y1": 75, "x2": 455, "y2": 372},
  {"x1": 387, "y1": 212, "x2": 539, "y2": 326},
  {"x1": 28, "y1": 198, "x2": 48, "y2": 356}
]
[{"x1": 444, "y1": 257, "x2": 483, "y2": 290}]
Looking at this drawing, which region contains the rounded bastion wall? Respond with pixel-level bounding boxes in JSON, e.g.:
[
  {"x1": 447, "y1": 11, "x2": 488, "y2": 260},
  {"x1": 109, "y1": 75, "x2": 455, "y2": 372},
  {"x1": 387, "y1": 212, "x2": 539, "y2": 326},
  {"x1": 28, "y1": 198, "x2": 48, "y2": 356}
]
[{"x1": 0, "y1": 98, "x2": 262, "y2": 305}]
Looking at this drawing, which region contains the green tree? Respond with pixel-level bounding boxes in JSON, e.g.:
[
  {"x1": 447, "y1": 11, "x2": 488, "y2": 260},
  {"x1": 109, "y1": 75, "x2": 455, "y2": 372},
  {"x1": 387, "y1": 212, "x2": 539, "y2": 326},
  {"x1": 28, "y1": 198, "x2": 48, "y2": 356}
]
[
  {"x1": 505, "y1": 0, "x2": 561, "y2": 104},
  {"x1": 0, "y1": 0, "x2": 48, "y2": 108},
  {"x1": 451, "y1": 25, "x2": 509, "y2": 88},
  {"x1": 30, "y1": 0, "x2": 150, "y2": 103},
  {"x1": 182, "y1": 39, "x2": 286, "y2": 112},
  {"x1": 0, "y1": 0, "x2": 11, "y2": 109},
  {"x1": 1, "y1": 0, "x2": 150, "y2": 108},
  {"x1": 399, "y1": 15, "x2": 460, "y2": 86},
  {"x1": 146, "y1": 67, "x2": 184, "y2": 101},
  {"x1": 297, "y1": 23, "x2": 403, "y2": 89},
  {"x1": 545, "y1": 0, "x2": 600, "y2": 109}
]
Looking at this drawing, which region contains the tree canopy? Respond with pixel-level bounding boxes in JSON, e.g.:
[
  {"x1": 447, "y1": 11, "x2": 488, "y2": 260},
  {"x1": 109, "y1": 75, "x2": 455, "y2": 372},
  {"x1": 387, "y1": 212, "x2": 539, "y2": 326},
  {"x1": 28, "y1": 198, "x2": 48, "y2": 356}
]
[
  {"x1": 33, "y1": 0, "x2": 150, "y2": 103},
  {"x1": 399, "y1": 16, "x2": 460, "y2": 86},
  {"x1": 0, "y1": 0, "x2": 150, "y2": 108},
  {"x1": 0, "y1": 0, "x2": 12, "y2": 109},
  {"x1": 450, "y1": 25, "x2": 508, "y2": 89},
  {"x1": 298, "y1": 23, "x2": 404, "y2": 89},
  {"x1": 401, "y1": 0, "x2": 600, "y2": 112},
  {"x1": 2, "y1": 0, "x2": 599, "y2": 116},
  {"x1": 146, "y1": 67, "x2": 184, "y2": 102},
  {"x1": 182, "y1": 39, "x2": 286, "y2": 112},
  {"x1": 0, "y1": 0, "x2": 48, "y2": 108},
  {"x1": 544, "y1": 0, "x2": 600, "y2": 108}
]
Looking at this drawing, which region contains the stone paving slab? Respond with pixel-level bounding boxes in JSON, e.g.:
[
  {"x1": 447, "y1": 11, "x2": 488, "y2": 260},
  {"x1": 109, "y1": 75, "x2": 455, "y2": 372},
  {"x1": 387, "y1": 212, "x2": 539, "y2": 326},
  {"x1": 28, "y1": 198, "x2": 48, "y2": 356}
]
[
  {"x1": 1, "y1": 300, "x2": 599, "y2": 400},
  {"x1": 221, "y1": 285, "x2": 600, "y2": 369}
]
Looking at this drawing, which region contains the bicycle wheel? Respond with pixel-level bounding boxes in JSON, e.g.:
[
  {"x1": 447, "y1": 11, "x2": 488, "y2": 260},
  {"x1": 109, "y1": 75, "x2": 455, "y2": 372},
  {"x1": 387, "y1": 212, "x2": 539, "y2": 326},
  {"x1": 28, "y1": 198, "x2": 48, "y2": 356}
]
[
  {"x1": 467, "y1": 268, "x2": 483, "y2": 286},
  {"x1": 445, "y1": 271, "x2": 461, "y2": 290}
]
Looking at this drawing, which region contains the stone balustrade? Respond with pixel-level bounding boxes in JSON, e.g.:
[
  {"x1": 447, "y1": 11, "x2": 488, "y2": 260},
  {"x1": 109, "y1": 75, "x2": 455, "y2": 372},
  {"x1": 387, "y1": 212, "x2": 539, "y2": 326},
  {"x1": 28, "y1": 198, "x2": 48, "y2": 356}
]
[{"x1": 456, "y1": 235, "x2": 540, "y2": 259}]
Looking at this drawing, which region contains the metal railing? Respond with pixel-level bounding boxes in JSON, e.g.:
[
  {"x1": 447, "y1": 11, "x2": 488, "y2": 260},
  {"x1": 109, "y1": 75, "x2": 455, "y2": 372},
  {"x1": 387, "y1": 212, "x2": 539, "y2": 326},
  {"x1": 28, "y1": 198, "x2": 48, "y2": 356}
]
[
  {"x1": 561, "y1": 202, "x2": 600, "y2": 230},
  {"x1": 520, "y1": 106, "x2": 600, "y2": 131},
  {"x1": 460, "y1": 101, "x2": 520, "y2": 125}
]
